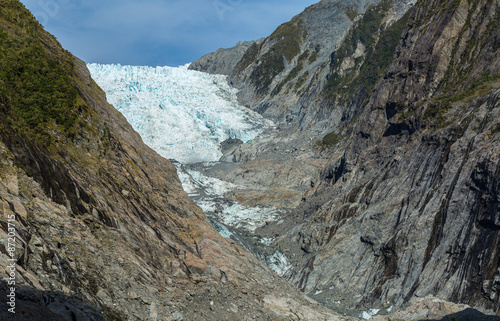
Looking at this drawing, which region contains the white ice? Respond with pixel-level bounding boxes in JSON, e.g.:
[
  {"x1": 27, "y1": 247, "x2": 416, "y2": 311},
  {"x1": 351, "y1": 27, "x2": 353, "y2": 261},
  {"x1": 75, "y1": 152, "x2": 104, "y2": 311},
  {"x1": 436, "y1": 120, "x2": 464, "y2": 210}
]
[
  {"x1": 175, "y1": 163, "x2": 239, "y2": 197},
  {"x1": 360, "y1": 308, "x2": 380, "y2": 320},
  {"x1": 267, "y1": 251, "x2": 291, "y2": 276},
  {"x1": 87, "y1": 63, "x2": 272, "y2": 163},
  {"x1": 88, "y1": 62, "x2": 285, "y2": 252}
]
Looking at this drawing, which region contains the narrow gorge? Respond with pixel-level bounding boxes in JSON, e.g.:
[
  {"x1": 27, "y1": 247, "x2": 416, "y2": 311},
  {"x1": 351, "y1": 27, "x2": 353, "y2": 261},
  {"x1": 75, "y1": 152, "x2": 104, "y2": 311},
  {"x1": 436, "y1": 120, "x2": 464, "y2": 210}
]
[{"x1": 1, "y1": 0, "x2": 500, "y2": 320}]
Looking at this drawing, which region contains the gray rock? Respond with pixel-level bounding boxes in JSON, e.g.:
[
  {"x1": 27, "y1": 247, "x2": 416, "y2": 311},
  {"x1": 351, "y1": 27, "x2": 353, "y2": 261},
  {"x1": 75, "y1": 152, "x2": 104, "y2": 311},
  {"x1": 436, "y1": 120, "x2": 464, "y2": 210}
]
[
  {"x1": 220, "y1": 138, "x2": 243, "y2": 155},
  {"x1": 194, "y1": 0, "x2": 500, "y2": 316},
  {"x1": 188, "y1": 40, "x2": 262, "y2": 75},
  {"x1": 264, "y1": 0, "x2": 500, "y2": 314}
]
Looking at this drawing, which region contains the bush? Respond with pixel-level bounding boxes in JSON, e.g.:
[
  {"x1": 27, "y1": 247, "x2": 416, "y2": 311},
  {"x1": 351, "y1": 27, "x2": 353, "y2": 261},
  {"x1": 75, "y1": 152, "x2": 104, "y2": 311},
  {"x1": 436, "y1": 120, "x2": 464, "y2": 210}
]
[{"x1": 0, "y1": 5, "x2": 88, "y2": 146}]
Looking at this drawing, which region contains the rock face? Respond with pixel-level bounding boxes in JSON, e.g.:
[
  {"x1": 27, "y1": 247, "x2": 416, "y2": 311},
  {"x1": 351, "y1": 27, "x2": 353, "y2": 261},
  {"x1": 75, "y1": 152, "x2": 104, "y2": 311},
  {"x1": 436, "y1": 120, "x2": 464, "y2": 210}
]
[
  {"x1": 0, "y1": 1, "x2": 353, "y2": 320},
  {"x1": 267, "y1": 0, "x2": 500, "y2": 315},
  {"x1": 188, "y1": 0, "x2": 420, "y2": 223},
  {"x1": 189, "y1": 40, "x2": 262, "y2": 75},
  {"x1": 190, "y1": 0, "x2": 500, "y2": 316},
  {"x1": 191, "y1": 0, "x2": 416, "y2": 127},
  {"x1": 371, "y1": 296, "x2": 499, "y2": 321}
]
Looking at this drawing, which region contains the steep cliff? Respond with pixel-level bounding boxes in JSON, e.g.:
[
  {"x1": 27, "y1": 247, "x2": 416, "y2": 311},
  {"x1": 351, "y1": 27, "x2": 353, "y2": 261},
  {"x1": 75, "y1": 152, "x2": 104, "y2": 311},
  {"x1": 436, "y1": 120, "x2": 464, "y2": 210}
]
[
  {"x1": 188, "y1": 40, "x2": 262, "y2": 76},
  {"x1": 0, "y1": 1, "x2": 353, "y2": 320},
  {"x1": 187, "y1": 0, "x2": 419, "y2": 219},
  {"x1": 190, "y1": 0, "x2": 500, "y2": 316},
  {"x1": 265, "y1": 0, "x2": 500, "y2": 314}
]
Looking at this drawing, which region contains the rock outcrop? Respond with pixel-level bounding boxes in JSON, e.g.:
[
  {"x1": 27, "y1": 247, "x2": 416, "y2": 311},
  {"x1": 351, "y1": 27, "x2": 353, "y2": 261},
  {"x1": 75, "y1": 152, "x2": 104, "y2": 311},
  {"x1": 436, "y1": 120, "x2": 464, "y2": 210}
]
[
  {"x1": 190, "y1": 0, "x2": 500, "y2": 316},
  {"x1": 0, "y1": 1, "x2": 354, "y2": 320},
  {"x1": 189, "y1": 40, "x2": 262, "y2": 76},
  {"x1": 371, "y1": 296, "x2": 499, "y2": 321},
  {"x1": 263, "y1": 0, "x2": 500, "y2": 314},
  {"x1": 191, "y1": 0, "x2": 416, "y2": 128}
]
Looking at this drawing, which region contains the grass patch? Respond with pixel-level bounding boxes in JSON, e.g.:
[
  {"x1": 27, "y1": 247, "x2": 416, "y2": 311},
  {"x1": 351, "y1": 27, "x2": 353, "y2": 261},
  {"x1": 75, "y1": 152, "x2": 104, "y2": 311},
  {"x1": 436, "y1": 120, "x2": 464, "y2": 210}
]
[
  {"x1": 251, "y1": 52, "x2": 286, "y2": 95},
  {"x1": 234, "y1": 42, "x2": 259, "y2": 74},
  {"x1": 423, "y1": 102, "x2": 451, "y2": 127},
  {"x1": 422, "y1": 73, "x2": 500, "y2": 127},
  {"x1": 244, "y1": 17, "x2": 306, "y2": 94},
  {"x1": 269, "y1": 17, "x2": 305, "y2": 62},
  {"x1": 309, "y1": 50, "x2": 319, "y2": 64}
]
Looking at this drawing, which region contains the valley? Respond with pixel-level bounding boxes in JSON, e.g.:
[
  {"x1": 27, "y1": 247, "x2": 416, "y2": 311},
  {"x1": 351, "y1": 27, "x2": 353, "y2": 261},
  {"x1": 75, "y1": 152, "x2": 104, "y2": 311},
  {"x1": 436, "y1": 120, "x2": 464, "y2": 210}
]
[{"x1": 1, "y1": 0, "x2": 500, "y2": 319}]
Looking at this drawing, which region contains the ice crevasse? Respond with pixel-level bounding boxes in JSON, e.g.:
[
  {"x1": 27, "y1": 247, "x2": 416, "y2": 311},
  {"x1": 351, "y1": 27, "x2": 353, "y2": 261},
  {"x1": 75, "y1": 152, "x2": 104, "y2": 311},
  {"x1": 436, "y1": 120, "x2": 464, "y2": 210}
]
[{"x1": 87, "y1": 63, "x2": 273, "y2": 163}]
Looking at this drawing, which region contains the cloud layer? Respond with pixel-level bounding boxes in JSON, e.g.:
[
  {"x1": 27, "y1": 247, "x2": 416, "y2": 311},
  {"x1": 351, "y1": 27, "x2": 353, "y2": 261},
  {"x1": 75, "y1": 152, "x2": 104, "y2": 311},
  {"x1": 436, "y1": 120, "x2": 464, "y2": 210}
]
[{"x1": 20, "y1": 0, "x2": 318, "y2": 66}]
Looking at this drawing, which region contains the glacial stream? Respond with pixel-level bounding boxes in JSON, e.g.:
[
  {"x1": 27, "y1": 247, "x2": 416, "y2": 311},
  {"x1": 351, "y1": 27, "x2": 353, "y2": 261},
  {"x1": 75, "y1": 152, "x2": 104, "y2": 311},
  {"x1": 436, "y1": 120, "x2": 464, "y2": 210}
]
[{"x1": 87, "y1": 63, "x2": 292, "y2": 276}]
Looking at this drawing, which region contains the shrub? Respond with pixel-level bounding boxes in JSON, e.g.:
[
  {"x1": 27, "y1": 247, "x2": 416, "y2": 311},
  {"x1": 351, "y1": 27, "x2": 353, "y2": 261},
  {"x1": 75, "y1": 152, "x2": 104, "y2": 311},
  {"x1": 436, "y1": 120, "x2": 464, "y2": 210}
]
[{"x1": 0, "y1": 3, "x2": 88, "y2": 146}]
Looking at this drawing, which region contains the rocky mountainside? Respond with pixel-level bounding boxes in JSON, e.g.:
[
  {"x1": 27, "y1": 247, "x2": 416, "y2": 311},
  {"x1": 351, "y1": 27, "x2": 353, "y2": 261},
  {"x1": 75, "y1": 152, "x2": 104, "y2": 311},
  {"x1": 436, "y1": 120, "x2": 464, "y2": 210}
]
[
  {"x1": 190, "y1": 0, "x2": 500, "y2": 316},
  {"x1": 191, "y1": 0, "x2": 415, "y2": 128},
  {"x1": 189, "y1": 40, "x2": 263, "y2": 76},
  {"x1": 0, "y1": 1, "x2": 355, "y2": 320},
  {"x1": 187, "y1": 0, "x2": 420, "y2": 222}
]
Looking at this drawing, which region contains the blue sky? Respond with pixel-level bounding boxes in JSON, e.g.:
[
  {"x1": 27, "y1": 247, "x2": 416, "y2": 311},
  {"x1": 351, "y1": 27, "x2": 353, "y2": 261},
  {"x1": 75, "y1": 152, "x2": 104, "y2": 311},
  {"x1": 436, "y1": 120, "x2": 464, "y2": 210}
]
[{"x1": 19, "y1": 0, "x2": 318, "y2": 67}]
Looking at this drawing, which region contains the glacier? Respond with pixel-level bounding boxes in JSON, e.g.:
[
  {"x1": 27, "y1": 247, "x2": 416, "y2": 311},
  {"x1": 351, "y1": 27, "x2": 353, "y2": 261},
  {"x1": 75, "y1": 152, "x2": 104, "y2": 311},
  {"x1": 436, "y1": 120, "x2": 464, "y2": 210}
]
[
  {"x1": 87, "y1": 63, "x2": 272, "y2": 163},
  {"x1": 87, "y1": 62, "x2": 289, "y2": 276}
]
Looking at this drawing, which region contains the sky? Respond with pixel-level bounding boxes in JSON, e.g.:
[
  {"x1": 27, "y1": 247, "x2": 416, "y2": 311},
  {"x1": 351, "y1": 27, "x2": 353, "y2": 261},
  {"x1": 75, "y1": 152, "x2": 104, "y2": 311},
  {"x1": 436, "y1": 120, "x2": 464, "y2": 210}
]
[{"x1": 19, "y1": 0, "x2": 318, "y2": 67}]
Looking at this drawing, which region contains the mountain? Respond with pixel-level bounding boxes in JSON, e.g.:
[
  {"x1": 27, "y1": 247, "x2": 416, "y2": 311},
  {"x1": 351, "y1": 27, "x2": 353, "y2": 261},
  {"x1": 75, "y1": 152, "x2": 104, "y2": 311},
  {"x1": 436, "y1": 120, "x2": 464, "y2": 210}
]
[
  {"x1": 190, "y1": 0, "x2": 500, "y2": 316},
  {"x1": 0, "y1": 1, "x2": 355, "y2": 320},
  {"x1": 189, "y1": 40, "x2": 263, "y2": 76},
  {"x1": 191, "y1": 0, "x2": 415, "y2": 127}
]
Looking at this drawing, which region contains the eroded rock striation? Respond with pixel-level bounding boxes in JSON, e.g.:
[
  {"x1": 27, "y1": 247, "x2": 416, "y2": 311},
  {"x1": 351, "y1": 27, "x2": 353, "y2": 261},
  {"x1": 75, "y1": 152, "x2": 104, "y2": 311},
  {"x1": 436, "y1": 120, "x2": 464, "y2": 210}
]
[
  {"x1": 190, "y1": 0, "x2": 500, "y2": 316},
  {"x1": 272, "y1": 0, "x2": 500, "y2": 313}
]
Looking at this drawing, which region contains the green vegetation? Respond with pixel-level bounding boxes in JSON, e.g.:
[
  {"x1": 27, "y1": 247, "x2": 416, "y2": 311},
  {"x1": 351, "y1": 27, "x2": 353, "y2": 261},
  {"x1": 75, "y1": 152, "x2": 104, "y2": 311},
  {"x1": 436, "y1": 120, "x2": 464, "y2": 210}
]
[
  {"x1": 234, "y1": 16, "x2": 309, "y2": 95},
  {"x1": 252, "y1": 52, "x2": 286, "y2": 95},
  {"x1": 323, "y1": 0, "x2": 408, "y2": 105},
  {"x1": 271, "y1": 50, "x2": 310, "y2": 96},
  {"x1": 251, "y1": 18, "x2": 306, "y2": 94},
  {"x1": 421, "y1": 0, "x2": 500, "y2": 128},
  {"x1": 446, "y1": 73, "x2": 500, "y2": 103},
  {"x1": 423, "y1": 102, "x2": 451, "y2": 126},
  {"x1": 491, "y1": 123, "x2": 500, "y2": 136},
  {"x1": 422, "y1": 72, "x2": 500, "y2": 127},
  {"x1": 269, "y1": 17, "x2": 305, "y2": 61},
  {"x1": 345, "y1": 6, "x2": 359, "y2": 21},
  {"x1": 0, "y1": 0, "x2": 88, "y2": 146},
  {"x1": 234, "y1": 42, "x2": 260, "y2": 74},
  {"x1": 440, "y1": 0, "x2": 499, "y2": 93},
  {"x1": 295, "y1": 70, "x2": 310, "y2": 90},
  {"x1": 308, "y1": 48, "x2": 319, "y2": 64},
  {"x1": 316, "y1": 131, "x2": 342, "y2": 149}
]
